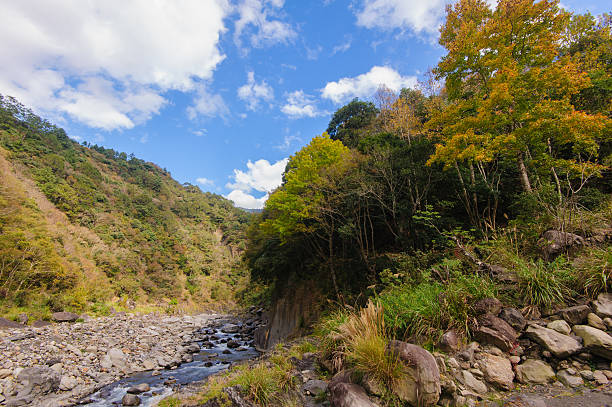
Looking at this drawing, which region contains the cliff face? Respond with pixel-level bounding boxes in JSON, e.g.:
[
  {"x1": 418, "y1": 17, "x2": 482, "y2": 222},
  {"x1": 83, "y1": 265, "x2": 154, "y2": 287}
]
[{"x1": 255, "y1": 281, "x2": 322, "y2": 350}]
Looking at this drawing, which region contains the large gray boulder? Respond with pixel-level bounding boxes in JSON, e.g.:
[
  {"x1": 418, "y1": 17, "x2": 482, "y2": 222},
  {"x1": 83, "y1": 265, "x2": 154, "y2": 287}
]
[
  {"x1": 330, "y1": 382, "x2": 378, "y2": 407},
  {"x1": 14, "y1": 366, "x2": 60, "y2": 398},
  {"x1": 525, "y1": 324, "x2": 582, "y2": 358},
  {"x1": 51, "y1": 312, "x2": 79, "y2": 322},
  {"x1": 539, "y1": 230, "x2": 585, "y2": 259},
  {"x1": 573, "y1": 325, "x2": 612, "y2": 360},
  {"x1": 386, "y1": 340, "x2": 440, "y2": 406},
  {"x1": 593, "y1": 293, "x2": 612, "y2": 319},
  {"x1": 473, "y1": 313, "x2": 518, "y2": 352},
  {"x1": 515, "y1": 359, "x2": 555, "y2": 384}
]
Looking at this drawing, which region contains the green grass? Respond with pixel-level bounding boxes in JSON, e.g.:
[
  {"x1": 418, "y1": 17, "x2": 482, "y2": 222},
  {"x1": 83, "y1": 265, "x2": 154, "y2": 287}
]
[
  {"x1": 515, "y1": 256, "x2": 575, "y2": 310},
  {"x1": 574, "y1": 246, "x2": 612, "y2": 299}
]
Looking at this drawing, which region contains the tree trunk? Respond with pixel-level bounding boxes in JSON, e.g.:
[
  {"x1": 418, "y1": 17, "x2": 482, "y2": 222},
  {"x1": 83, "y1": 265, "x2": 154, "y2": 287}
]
[{"x1": 517, "y1": 152, "x2": 532, "y2": 193}]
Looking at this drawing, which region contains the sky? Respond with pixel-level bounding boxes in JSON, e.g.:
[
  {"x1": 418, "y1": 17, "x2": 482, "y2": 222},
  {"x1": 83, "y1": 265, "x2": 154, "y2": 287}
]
[{"x1": 0, "y1": 0, "x2": 608, "y2": 209}]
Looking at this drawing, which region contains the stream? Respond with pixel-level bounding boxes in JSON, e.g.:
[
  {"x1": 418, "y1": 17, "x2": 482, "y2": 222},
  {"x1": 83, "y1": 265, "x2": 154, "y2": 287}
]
[{"x1": 82, "y1": 324, "x2": 259, "y2": 406}]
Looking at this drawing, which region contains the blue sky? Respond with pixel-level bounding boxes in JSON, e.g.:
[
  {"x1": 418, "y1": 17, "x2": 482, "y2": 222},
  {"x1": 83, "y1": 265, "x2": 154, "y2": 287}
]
[{"x1": 0, "y1": 0, "x2": 608, "y2": 208}]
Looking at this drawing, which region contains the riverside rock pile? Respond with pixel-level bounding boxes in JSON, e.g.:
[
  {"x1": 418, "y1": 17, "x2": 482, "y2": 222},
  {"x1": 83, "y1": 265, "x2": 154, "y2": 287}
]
[
  {"x1": 0, "y1": 312, "x2": 229, "y2": 406},
  {"x1": 322, "y1": 293, "x2": 612, "y2": 407}
]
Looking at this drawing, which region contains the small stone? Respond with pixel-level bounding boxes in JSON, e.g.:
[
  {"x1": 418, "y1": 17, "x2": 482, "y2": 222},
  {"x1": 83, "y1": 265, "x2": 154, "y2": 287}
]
[
  {"x1": 593, "y1": 293, "x2": 612, "y2": 318},
  {"x1": 593, "y1": 370, "x2": 609, "y2": 385},
  {"x1": 59, "y1": 375, "x2": 78, "y2": 391},
  {"x1": 458, "y1": 370, "x2": 488, "y2": 394},
  {"x1": 0, "y1": 369, "x2": 11, "y2": 379},
  {"x1": 603, "y1": 370, "x2": 612, "y2": 380},
  {"x1": 479, "y1": 354, "x2": 514, "y2": 390},
  {"x1": 51, "y1": 311, "x2": 80, "y2": 322},
  {"x1": 573, "y1": 325, "x2": 612, "y2": 360},
  {"x1": 558, "y1": 305, "x2": 591, "y2": 325},
  {"x1": 557, "y1": 369, "x2": 584, "y2": 388},
  {"x1": 604, "y1": 318, "x2": 612, "y2": 329},
  {"x1": 547, "y1": 319, "x2": 571, "y2": 335},
  {"x1": 122, "y1": 393, "x2": 141, "y2": 406},
  {"x1": 473, "y1": 298, "x2": 503, "y2": 316},
  {"x1": 579, "y1": 370, "x2": 594, "y2": 381},
  {"x1": 588, "y1": 313, "x2": 606, "y2": 330},
  {"x1": 142, "y1": 360, "x2": 156, "y2": 370},
  {"x1": 499, "y1": 308, "x2": 527, "y2": 332},
  {"x1": 127, "y1": 383, "x2": 150, "y2": 394},
  {"x1": 509, "y1": 356, "x2": 520, "y2": 364},
  {"x1": 438, "y1": 330, "x2": 459, "y2": 353},
  {"x1": 516, "y1": 359, "x2": 555, "y2": 384}
]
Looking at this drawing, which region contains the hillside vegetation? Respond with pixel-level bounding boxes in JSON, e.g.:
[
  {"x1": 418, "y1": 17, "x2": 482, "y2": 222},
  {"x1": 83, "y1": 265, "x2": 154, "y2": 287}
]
[
  {"x1": 0, "y1": 95, "x2": 251, "y2": 320},
  {"x1": 246, "y1": 3, "x2": 611, "y2": 339}
]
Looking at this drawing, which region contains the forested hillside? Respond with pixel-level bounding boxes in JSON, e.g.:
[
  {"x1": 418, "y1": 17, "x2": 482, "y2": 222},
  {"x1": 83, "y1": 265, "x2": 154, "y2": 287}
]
[
  {"x1": 0, "y1": 96, "x2": 251, "y2": 319},
  {"x1": 246, "y1": 4, "x2": 612, "y2": 335}
]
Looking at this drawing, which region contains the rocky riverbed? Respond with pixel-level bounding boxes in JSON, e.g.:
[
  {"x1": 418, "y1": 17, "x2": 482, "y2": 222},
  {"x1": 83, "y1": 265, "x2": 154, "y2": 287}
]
[{"x1": 0, "y1": 309, "x2": 264, "y2": 406}]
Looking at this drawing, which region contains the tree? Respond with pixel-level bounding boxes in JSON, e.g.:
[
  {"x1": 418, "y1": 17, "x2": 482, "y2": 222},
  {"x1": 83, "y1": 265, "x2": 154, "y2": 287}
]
[
  {"x1": 326, "y1": 99, "x2": 378, "y2": 148},
  {"x1": 262, "y1": 134, "x2": 355, "y2": 295},
  {"x1": 428, "y1": 0, "x2": 610, "y2": 218}
]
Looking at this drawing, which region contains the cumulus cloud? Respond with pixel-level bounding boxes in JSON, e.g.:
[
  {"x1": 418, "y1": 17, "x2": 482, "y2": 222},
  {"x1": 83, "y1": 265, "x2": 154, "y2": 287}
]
[
  {"x1": 355, "y1": 0, "x2": 449, "y2": 35},
  {"x1": 187, "y1": 84, "x2": 229, "y2": 119},
  {"x1": 0, "y1": 0, "x2": 230, "y2": 130},
  {"x1": 226, "y1": 158, "x2": 288, "y2": 209},
  {"x1": 234, "y1": 0, "x2": 296, "y2": 50},
  {"x1": 237, "y1": 71, "x2": 274, "y2": 110},
  {"x1": 281, "y1": 90, "x2": 326, "y2": 118},
  {"x1": 321, "y1": 66, "x2": 417, "y2": 104}
]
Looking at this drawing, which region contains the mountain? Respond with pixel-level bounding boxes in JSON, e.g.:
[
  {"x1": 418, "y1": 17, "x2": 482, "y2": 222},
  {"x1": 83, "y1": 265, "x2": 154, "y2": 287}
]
[{"x1": 0, "y1": 96, "x2": 251, "y2": 319}]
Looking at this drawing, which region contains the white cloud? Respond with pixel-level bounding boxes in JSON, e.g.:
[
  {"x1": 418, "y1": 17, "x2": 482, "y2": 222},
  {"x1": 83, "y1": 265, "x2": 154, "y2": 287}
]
[
  {"x1": 355, "y1": 0, "x2": 449, "y2": 35},
  {"x1": 321, "y1": 66, "x2": 417, "y2": 104},
  {"x1": 226, "y1": 158, "x2": 288, "y2": 209},
  {"x1": 275, "y1": 134, "x2": 301, "y2": 151},
  {"x1": 331, "y1": 38, "x2": 352, "y2": 55},
  {"x1": 196, "y1": 177, "x2": 215, "y2": 186},
  {"x1": 234, "y1": 0, "x2": 296, "y2": 50},
  {"x1": 281, "y1": 90, "x2": 326, "y2": 118},
  {"x1": 237, "y1": 71, "x2": 274, "y2": 110},
  {"x1": 187, "y1": 84, "x2": 229, "y2": 119},
  {"x1": 0, "y1": 0, "x2": 230, "y2": 130}
]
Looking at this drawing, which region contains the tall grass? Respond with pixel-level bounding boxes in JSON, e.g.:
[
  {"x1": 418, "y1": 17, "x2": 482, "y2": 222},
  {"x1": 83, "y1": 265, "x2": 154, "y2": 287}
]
[
  {"x1": 574, "y1": 247, "x2": 612, "y2": 298},
  {"x1": 515, "y1": 256, "x2": 574, "y2": 310}
]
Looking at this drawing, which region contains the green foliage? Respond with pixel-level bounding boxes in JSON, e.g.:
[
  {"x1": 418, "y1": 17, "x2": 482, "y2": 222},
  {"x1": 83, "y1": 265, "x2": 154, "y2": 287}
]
[
  {"x1": 0, "y1": 95, "x2": 251, "y2": 314},
  {"x1": 574, "y1": 246, "x2": 612, "y2": 298},
  {"x1": 326, "y1": 98, "x2": 378, "y2": 148},
  {"x1": 377, "y1": 265, "x2": 497, "y2": 343},
  {"x1": 515, "y1": 257, "x2": 575, "y2": 310}
]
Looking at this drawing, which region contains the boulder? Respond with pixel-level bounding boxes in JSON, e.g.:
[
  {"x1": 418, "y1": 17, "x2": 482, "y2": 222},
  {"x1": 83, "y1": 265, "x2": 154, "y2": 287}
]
[
  {"x1": 122, "y1": 393, "x2": 141, "y2": 406},
  {"x1": 515, "y1": 359, "x2": 555, "y2": 384},
  {"x1": 573, "y1": 325, "x2": 612, "y2": 360},
  {"x1": 588, "y1": 313, "x2": 606, "y2": 330},
  {"x1": 101, "y1": 348, "x2": 127, "y2": 370},
  {"x1": 456, "y1": 370, "x2": 488, "y2": 394},
  {"x1": 386, "y1": 340, "x2": 440, "y2": 406},
  {"x1": 51, "y1": 311, "x2": 80, "y2": 322},
  {"x1": 473, "y1": 298, "x2": 503, "y2": 316},
  {"x1": 221, "y1": 323, "x2": 240, "y2": 334},
  {"x1": 593, "y1": 293, "x2": 612, "y2": 319},
  {"x1": 547, "y1": 319, "x2": 571, "y2": 335},
  {"x1": 227, "y1": 340, "x2": 240, "y2": 349},
  {"x1": 302, "y1": 379, "x2": 328, "y2": 396},
  {"x1": 330, "y1": 382, "x2": 378, "y2": 407},
  {"x1": 557, "y1": 369, "x2": 584, "y2": 388},
  {"x1": 15, "y1": 366, "x2": 60, "y2": 397},
  {"x1": 437, "y1": 330, "x2": 459, "y2": 353},
  {"x1": 185, "y1": 343, "x2": 200, "y2": 353},
  {"x1": 593, "y1": 370, "x2": 609, "y2": 385},
  {"x1": 525, "y1": 325, "x2": 582, "y2": 358},
  {"x1": 558, "y1": 305, "x2": 591, "y2": 325},
  {"x1": 127, "y1": 383, "x2": 150, "y2": 394},
  {"x1": 539, "y1": 230, "x2": 585, "y2": 259},
  {"x1": 499, "y1": 308, "x2": 526, "y2": 332},
  {"x1": 59, "y1": 375, "x2": 77, "y2": 391},
  {"x1": 0, "y1": 317, "x2": 22, "y2": 329},
  {"x1": 479, "y1": 354, "x2": 514, "y2": 390},
  {"x1": 473, "y1": 313, "x2": 518, "y2": 352}
]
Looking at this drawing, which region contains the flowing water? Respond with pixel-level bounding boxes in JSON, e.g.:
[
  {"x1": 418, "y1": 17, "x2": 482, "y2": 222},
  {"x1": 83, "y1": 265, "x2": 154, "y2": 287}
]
[{"x1": 82, "y1": 325, "x2": 259, "y2": 406}]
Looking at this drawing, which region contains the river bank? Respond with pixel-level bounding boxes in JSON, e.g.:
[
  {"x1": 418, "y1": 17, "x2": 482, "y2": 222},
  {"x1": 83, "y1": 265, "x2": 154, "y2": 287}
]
[{"x1": 0, "y1": 309, "x2": 264, "y2": 406}]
